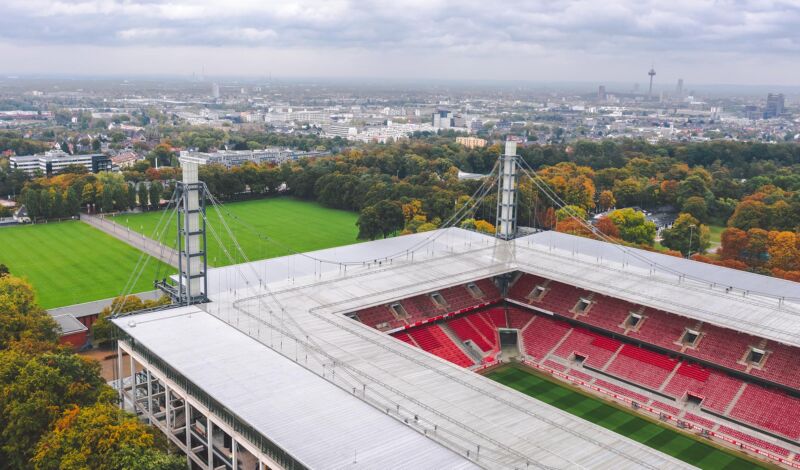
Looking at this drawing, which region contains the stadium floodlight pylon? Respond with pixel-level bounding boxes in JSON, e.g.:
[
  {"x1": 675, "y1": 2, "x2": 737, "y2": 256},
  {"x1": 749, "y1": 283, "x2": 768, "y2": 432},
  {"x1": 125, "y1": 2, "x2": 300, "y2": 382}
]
[
  {"x1": 495, "y1": 140, "x2": 519, "y2": 240},
  {"x1": 156, "y1": 156, "x2": 208, "y2": 305}
]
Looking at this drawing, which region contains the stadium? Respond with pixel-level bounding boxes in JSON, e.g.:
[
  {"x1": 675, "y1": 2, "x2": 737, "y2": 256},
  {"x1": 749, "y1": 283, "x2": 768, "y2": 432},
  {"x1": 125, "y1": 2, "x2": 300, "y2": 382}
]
[{"x1": 112, "y1": 146, "x2": 800, "y2": 469}]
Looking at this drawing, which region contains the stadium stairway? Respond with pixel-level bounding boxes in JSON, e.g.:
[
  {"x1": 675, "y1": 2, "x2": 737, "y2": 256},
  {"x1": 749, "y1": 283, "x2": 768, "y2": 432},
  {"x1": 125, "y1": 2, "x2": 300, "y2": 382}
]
[{"x1": 439, "y1": 323, "x2": 484, "y2": 364}]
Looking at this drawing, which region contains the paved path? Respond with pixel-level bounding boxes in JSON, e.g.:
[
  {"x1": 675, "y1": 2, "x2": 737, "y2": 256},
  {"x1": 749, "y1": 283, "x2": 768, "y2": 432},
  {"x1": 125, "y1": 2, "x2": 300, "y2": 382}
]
[{"x1": 82, "y1": 214, "x2": 179, "y2": 268}]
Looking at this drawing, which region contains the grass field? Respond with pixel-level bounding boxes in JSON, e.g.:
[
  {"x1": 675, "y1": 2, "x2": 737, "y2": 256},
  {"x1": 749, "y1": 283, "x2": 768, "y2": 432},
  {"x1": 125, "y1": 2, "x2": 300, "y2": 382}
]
[
  {"x1": 486, "y1": 365, "x2": 767, "y2": 469},
  {"x1": 0, "y1": 221, "x2": 172, "y2": 309},
  {"x1": 112, "y1": 198, "x2": 359, "y2": 267}
]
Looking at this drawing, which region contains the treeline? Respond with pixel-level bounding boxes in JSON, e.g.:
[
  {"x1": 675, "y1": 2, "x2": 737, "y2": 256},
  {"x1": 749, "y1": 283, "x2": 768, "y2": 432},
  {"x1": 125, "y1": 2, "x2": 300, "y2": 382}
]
[
  {"x1": 15, "y1": 135, "x2": 800, "y2": 279},
  {"x1": 20, "y1": 169, "x2": 169, "y2": 220},
  {"x1": 0, "y1": 272, "x2": 184, "y2": 469}
]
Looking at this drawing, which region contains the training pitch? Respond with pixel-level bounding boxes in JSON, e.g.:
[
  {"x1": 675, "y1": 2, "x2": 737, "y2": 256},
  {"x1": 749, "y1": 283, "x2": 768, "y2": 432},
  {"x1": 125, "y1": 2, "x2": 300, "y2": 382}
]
[
  {"x1": 0, "y1": 221, "x2": 171, "y2": 308},
  {"x1": 485, "y1": 365, "x2": 769, "y2": 470},
  {"x1": 113, "y1": 198, "x2": 359, "y2": 267}
]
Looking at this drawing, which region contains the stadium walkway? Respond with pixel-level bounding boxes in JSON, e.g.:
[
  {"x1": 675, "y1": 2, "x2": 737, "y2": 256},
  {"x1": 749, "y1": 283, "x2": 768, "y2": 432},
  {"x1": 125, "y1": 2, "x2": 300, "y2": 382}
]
[{"x1": 81, "y1": 213, "x2": 179, "y2": 268}]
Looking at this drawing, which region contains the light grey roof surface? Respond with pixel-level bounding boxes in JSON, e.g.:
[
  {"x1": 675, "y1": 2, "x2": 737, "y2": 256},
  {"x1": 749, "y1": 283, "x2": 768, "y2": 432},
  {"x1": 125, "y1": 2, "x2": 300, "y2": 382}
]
[
  {"x1": 117, "y1": 307, "x2": 478, "y2": 470},
  {"x1": 514, "y1": 231, "x2": 800, "y2": 347},
  {"x1": 52, "y1": 313, "x2": 87, "y2": 335},
  {"x1": 126, "y1": 228, "x2": 704, "y2": 469}
]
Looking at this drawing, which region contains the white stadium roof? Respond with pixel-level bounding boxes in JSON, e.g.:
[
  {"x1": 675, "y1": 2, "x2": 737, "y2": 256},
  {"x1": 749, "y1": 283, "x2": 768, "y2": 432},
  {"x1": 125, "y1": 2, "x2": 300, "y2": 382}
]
[{"x1": 117, "y1": 227, "x2": 800, "y2": 469}]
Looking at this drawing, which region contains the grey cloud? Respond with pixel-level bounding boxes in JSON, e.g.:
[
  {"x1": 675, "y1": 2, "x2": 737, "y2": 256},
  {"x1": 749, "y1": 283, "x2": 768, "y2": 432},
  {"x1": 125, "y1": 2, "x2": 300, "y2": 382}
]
[{"x1": 0, "y1": 0, "x2": 799, "y2": 54}]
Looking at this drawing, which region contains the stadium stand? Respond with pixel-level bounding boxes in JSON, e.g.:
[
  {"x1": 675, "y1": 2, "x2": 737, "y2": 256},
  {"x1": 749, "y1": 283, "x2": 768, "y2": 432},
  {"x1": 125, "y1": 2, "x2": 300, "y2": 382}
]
[
  {"x1": 652, "y1": 401, "x2": 680, "y2": 415},
  {"x1": 543, "y1": 359, "x2": 567, "y2": 372},
  {"x1": 752, "y1": 341, "x2": 800, "y2": 389},
  {"x1": 552, "y1": 327, "x2": 620, "y2": 369},
  {"x1": 688, "y1": 324, "x2": 754, "y2": 371},
  {"x1": 577, "y1": 294, "x2": 633, "y2": 333},
  {"x1": 521, "y1": 315, "x2": 572, "y2": 360},
  {"x1": 481, "y1": 308, "x2": 507, "y2": 329},
  {"x1": 627, "y1": 308, "x2": 689, "y2": 350},
  {"x1": 684, "y1": 412, "x2": 716, "y2": 429},
  {"x1": 508, "y1": 307, "x2": 535, "y2": 329},
  {"x1": 594, "y1": 379, "x2": 649, "y2": 403},
  {"x1": 717, "y1": 426, "x2": 791, "y2": 458},
  {"x1": 363, "y1": 272, "x2": 800, "y2": 458},
  {"x1": 605, "y1": 345, "x2": 678, "y2": 390},
  {"x1": 568, "y1": 369, "x2": 593, "y2": 383},
  {"x1": 447, "y1": 316, "x2": 494, "y2": 352},
  {"x1": 729, "y1": 385, "x2": 800, "y2": 439},
  {"x1": 403, "y1": 325, "x2": 474, "y2": 367},
  {"x1": 356, "y1": 305, "x2": 403, "y2": 330}
]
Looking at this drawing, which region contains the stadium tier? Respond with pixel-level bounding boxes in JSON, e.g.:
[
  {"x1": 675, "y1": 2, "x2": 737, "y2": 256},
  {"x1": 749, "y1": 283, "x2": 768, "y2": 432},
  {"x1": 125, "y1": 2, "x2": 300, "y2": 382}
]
[{"x1": 359, "y1": 270, "x2": 800, "y2": 455}]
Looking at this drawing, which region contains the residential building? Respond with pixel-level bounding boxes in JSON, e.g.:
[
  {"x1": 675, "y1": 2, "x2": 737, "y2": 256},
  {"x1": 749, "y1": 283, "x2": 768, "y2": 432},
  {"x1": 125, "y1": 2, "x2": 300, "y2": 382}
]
[
  {"x1": 456, "y1": 136, "x2": 488, "y2": 149},
  {"x1": 9, "y1": 150, "x2": 111, "y2": 176}
]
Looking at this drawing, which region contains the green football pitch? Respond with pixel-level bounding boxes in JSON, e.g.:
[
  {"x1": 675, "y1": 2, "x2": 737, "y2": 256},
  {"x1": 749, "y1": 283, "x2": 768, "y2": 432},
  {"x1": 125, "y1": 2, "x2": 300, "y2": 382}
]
[
  {"x1": 485, "y1": 365, "x2": 769, "y2": 469},
  {"x1": 112, "y1": 198, "x2": 359, "y2": 267},
  {"x1": 0, "y1": 221, "x2": 172, "y2": 309}
]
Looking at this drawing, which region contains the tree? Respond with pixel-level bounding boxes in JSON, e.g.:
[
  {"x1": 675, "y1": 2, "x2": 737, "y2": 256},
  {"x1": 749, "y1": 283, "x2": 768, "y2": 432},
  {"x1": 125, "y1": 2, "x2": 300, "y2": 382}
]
[
  {"x1": 100, "y1": 186, "x2": 114, "y2": 213},
  {"x1": 719, "y1": 228, "x2": 748, "y2": 261},
  {"x1": 728, "y1": 199, "x2": 766, "y2": 231},
  {"x1": 595, "y1": 217, "x2": 620, "y2": 239},
  {"x1": 0, "y1": 348, "x2": 109, "y2": 467},
  {"x1": 356, "y1": 206, "x2": 382, "y2": 240},
  {"x1": 0, "y1": 276, "x2": 58, "y2": 350},
  {"x1": 607, "y1": 208, "x2": 657, "y2": 245},
  {"x1": 767, "y1": 231, "x2": 800, "y2": 271},
  {"x1": 32, "y1": 403, "x2": 184, "y2": 470},
  {"x1": 65, "y1": 187, "x2": 80, "y2": 217},
  {"x1": 598, "y1": 190, "x2": 616, "y2": 211},
  {"x1": 148, "y1": 181, "x2": 163, "y2": 210},
  {"x1": 374, "y1": 200, "x2": 405, "y2": 238},
  {"x1": 137, "y1": 183, "x2": 149, "y2": 210},
  {"x1": 474, "y1": 220, "x2": 495, "y2": 234},
  {"x1": 0, "y1": 264, "x2": 9, "y2": 277},
  {"x1": 660, "y1": 213, "x2": 710, "y2": 256},
  {"x1": 681, "y1": 196, "x2": 708, "y2": 223},
  {"x1": 555, "y1": 205, "x2": 587, "y2": 222}
]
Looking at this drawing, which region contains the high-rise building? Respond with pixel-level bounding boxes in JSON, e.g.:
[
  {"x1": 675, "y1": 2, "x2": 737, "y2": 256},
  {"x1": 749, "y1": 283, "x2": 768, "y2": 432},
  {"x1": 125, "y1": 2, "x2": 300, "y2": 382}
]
[
  {"x1": 211, "y1": 82, "x2": 220, "y2": 99},
  {"x1": 676, "y1": 78, "x2": 684, "y2": 96},
  {"x1": 598, "y1": 85, "x2": 606, "y2": 101},
  {"x1": 764, "y1": 93, "x2": 785, "y2": 118}
]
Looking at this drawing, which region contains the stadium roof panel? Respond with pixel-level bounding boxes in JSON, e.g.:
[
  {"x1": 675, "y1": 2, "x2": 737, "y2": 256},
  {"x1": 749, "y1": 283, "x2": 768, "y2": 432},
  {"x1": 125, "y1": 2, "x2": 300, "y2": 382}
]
[
  {"x1": 134, "y1": 228, "x2": 706, "y2": 468},
  {"x1": 116, "y1": 307, "x2": 480, "y2": 470}
]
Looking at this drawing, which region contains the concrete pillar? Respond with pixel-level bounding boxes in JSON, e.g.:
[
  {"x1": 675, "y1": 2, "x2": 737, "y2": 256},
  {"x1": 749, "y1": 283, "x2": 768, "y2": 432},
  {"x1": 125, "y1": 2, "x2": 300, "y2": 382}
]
[{"x1": 496, "y1": 141, "x2": 518, "y2": 240}]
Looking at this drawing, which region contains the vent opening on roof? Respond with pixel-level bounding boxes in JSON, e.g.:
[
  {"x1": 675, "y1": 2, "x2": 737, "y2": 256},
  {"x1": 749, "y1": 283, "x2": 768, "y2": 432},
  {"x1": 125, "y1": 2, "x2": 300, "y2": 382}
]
[
  {"x1": 748, "y1": 347, "x2": 765, "y2": 365},
  {"x1": 573, "y1": 298, "x2": 592, "y2": 314},
  {"x1": 529, "y1": 285, "x2": 547, "y2": 300},
  {"x1": 625, "y1": 312, "x2": 642, "y2": 328},
  {"x1": 682, "y1": 329, "x2": 700, "y2": 347},
  {"x1": 389, "y1": 303, "x2": 408, "y2": 319},
  {"x1": 430, "y1": 292, "x2": 447, "y2": 307},
  {"x1": 466, "y1": 282, "x2": 484, "y2": 298}
]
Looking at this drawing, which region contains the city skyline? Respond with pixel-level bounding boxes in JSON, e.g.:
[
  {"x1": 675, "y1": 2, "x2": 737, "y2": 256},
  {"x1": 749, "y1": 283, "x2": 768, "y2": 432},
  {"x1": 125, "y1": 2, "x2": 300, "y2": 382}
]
[{"x1": 1, "y1": 0, "x2": 799, "y2": 86}]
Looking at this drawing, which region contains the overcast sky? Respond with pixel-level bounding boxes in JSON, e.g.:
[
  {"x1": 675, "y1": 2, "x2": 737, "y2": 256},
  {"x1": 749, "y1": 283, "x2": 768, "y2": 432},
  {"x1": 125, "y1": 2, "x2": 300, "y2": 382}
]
[{"x1": 1, "y1": 0, "x2": 799, "y2": 86}]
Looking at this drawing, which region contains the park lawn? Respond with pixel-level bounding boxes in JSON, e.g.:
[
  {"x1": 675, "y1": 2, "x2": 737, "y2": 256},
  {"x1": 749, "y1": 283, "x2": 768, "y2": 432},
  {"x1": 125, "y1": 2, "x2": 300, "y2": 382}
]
[
  {"x1": 113, "y1": 198, "x2": 359, "y2": 267},
  {"x1": 709, "y1": 224, "x2": 725, "y2": 245},
  {"x1": 485, "y1": 365, "x2": 769, "y2": 470},
  {"x1": 0, "y1": 221, "x2": 172, "y2": 309}
]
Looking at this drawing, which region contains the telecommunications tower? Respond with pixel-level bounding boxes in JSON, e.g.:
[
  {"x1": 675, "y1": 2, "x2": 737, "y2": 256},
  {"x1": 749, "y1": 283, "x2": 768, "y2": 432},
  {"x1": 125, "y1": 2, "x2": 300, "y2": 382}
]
[{"x1": 648, "y1": 66, "x2": 656, "y2": 97}]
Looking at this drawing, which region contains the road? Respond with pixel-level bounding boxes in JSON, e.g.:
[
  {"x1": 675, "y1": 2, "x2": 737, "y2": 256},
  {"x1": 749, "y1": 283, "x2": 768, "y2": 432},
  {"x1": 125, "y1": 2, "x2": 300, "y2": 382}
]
[{"x1": 81, "y1": 213, "x2": 180, "y2": 268}]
